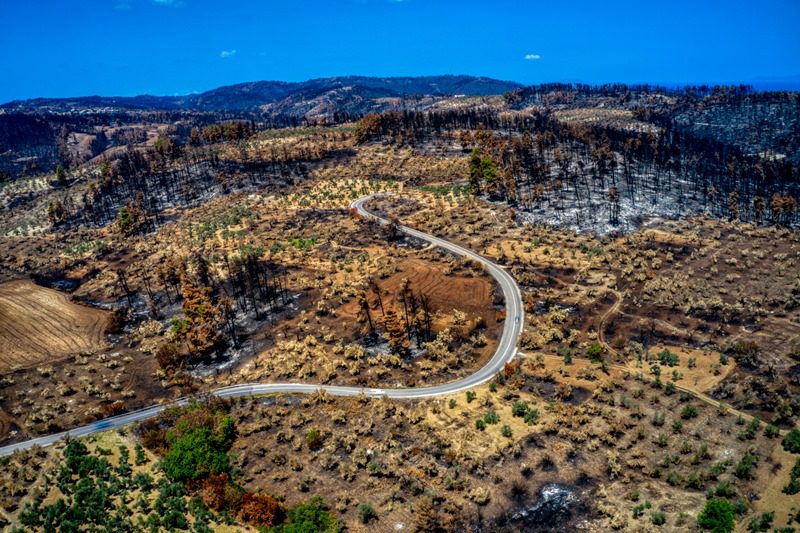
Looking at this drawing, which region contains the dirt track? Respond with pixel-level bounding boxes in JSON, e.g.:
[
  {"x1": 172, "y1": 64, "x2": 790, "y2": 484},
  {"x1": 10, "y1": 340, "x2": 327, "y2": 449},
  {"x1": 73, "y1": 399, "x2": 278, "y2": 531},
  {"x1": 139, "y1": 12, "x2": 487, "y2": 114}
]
[{"x1": 0, "y1": 279, "x2": 109, "y2": 369}]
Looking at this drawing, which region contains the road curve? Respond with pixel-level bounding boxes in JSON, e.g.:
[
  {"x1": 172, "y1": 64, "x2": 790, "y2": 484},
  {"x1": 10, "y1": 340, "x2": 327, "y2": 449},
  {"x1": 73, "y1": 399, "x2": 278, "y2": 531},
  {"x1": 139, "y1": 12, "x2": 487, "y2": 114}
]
[{"x1": 0, "y1": 194, "x2": 524, "y2": 456}]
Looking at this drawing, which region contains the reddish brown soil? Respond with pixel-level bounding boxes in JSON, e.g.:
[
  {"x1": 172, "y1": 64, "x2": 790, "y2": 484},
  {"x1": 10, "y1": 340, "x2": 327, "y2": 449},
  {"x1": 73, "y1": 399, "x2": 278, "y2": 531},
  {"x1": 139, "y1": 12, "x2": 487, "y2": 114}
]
[{"x1": 339, "y1": 258, "x2": 497, "y2": 327}]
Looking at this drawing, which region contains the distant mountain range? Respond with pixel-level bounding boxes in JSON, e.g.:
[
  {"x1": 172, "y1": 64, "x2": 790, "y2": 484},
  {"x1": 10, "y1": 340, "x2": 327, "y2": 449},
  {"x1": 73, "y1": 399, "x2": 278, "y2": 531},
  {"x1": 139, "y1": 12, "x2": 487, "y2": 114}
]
[{"x1": 0, "y1": 75, "x2": 523, "y2": 114}]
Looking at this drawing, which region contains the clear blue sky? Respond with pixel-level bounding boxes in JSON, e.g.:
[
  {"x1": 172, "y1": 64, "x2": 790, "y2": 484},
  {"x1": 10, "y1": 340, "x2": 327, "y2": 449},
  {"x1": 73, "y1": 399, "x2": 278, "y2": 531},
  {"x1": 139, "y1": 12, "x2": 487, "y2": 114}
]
[{"x1": 2, "y1": 0, "x2": 799, "y2": 102}]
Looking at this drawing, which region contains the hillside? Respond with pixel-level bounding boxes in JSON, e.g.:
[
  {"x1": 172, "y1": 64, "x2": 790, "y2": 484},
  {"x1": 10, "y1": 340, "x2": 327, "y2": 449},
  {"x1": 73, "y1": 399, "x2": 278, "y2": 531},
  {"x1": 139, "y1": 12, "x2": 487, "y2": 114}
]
[
  {"x1": 0, "y1": 75, "x2": 522, "y2": 114},
  {"x1": 0, "y1": 78, "x2": 799, "y2": 532},
  {"x1": 0, "y1": 75, "x2": 521, "y2": 177}
]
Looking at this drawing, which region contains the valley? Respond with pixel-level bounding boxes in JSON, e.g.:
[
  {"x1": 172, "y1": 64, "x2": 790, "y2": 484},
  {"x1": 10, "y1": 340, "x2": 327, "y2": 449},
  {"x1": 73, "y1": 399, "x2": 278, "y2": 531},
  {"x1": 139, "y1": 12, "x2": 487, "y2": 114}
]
[{"x1": 0, "y1": 78, "x2": 798, "y2": 532}]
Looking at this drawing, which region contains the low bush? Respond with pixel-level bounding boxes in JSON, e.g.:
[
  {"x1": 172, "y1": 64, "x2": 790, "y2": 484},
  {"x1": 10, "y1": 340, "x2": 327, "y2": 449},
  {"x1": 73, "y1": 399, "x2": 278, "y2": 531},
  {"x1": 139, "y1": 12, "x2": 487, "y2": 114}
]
[
  {"x1": 782, "y1": 429, "x2": 800, "y2": 453},
  {"x1": 698, "y1": 499, "x2": 735, "y2": 532},
  {"x1": 357, "y1": 502, "x2": 377, "y2": 524},
  {"x1": 271, "y1": 497, "x2": 338, "y2": 532}
]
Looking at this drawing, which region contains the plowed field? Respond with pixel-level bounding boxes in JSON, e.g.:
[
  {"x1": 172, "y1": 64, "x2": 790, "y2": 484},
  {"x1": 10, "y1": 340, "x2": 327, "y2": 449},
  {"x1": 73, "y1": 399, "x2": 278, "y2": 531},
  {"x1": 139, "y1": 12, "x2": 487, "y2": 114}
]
[{"x1": 0, "y1": 280, "x2": 109, "y2": 370}]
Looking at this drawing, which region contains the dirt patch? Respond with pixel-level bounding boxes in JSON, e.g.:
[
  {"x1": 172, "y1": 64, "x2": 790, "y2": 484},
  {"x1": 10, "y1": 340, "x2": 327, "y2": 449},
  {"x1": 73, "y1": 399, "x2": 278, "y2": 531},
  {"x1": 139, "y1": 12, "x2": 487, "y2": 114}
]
[
  {"x1": 338, "y1": 257, "x2": 497, "y2": 327},
  {"x1": 0, "y1": 279, "x2": 109, "y2": 370}
]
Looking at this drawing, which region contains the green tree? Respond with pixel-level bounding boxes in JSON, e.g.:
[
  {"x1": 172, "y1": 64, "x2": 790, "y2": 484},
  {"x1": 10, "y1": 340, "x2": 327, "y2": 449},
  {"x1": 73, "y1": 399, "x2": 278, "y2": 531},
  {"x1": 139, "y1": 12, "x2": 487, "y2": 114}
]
[
  {"x1": 56, "y1": 164, "x2": 67, "y2": 186},
  {"x1": 480, "y1": 155, "x2": 499, "y2": 195},
  {"x1": 117, "y1": 206, "x2": 131, "y2": 234},
  {"x1": 782, "y1": 429, "x2": 800, "y2": 453},
  {"x1": 468, "y1": 148, "x2": 483, "y2": 194},
  {"x1": 698, "y1": 499, "x2": 735, "y2": 533},
  {"x1": 154, "y1": 135, "x2": 178, "y2": 158},
  {"x1": 162, "y1": 416, "x2": 236, "y2": 482}
]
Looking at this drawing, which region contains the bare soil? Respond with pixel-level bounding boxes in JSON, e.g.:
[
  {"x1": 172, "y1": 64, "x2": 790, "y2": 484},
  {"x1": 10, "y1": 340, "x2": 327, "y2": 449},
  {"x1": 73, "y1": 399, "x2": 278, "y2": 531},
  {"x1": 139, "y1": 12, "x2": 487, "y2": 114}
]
[{"x1": 0, "y1": 279, "x2": 109, "y2": 370}]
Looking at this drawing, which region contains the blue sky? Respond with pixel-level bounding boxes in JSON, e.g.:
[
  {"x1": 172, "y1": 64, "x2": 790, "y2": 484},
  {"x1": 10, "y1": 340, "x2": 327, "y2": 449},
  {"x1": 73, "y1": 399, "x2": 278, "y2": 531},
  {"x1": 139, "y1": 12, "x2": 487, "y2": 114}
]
[{"x1": 2, "y1": 0, "x2": 799, "y2": 102}]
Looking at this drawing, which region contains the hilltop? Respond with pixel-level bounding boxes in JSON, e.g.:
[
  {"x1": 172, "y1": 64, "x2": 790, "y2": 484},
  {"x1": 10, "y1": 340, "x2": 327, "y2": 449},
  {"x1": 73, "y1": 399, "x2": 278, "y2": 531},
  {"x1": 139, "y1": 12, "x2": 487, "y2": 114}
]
[{"x1": 0, "y1": 75, "x2": 522, "y2": 114}]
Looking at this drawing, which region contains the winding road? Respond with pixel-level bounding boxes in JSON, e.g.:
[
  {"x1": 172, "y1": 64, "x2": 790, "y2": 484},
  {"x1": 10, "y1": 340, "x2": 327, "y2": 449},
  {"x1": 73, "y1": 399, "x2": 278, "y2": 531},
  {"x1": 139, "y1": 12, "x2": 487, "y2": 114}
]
[{"x1": 0, "y1": 194, "x2": 524, "y2": 456}]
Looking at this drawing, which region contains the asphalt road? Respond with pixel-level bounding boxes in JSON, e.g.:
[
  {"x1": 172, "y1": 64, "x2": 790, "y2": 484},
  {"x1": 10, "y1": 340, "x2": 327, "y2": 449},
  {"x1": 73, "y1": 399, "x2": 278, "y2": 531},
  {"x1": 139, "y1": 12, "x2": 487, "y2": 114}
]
[{"x1": 0, "y1": 194, "x2": 524, "y2": 456}]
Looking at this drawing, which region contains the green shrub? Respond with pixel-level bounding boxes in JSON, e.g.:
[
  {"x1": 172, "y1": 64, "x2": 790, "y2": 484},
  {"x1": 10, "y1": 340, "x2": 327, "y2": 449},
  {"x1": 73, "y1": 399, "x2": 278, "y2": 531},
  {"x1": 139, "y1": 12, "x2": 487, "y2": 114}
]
[
  {"x1": 524, "y1": 409, "x2": 540, "y2": 425},
  {"x1": 501, "y1": 425, "x2": 513, "y2": 438},
  {"x1": 475, "y1": 419, "x2": 486, "y2": 431},
  {"x1": 714, "y1": 481, "x2": 736, "y2": 498},
  {"x1": 512, "y1": 401, "x2": 529, "y2": 417},
  {"x1": 272, "y1": 497, "x2": 338, "y2": 533},
  {"x1": 782, "y1": 429, "x2": 800, "y2": 453},
  {"x1": 306, "y1": 430, "x2": 322, "y2": 450},
  {"x1": 686, "y1": 472, "x2": 705, "y2": 489},
  {"x1": 484, "y1": 410, "x2": 500, "y2": 424},
  {"x1": 658, "y1": 349, "x2": 679, "y2": 367},
  {"x1": 742, "y1": 418, "x2": 761, "y2": 440},
  {"x1": 357, "y1": 502, "x2": 377, "y2": 524},
  {"x1": 681, "y1": 405, "x2": 699, "y2": 419},
  {"x1": 651, "y1": 511, "x2": 667, "y2": 526},
  {"x1": 732, "y1": 499, "x2": 748, "y2": 516},
  {"x1": 133, "y1": 472, "x2": 154, "y2": 492},
  {"x1": 734, "y1": 453, "x2": 758, "y2": 480},
  {"x1": 764, "y1": 424, "x2": 781, "y2": 438},
  {"x1": 587, "y1": 342, "x2": 604, "y2": 361},
  {"x1": 747, "y1": 512, "x2": 774, "y2": 532},
  {"x1": 650, "y1": 364, "x2": 662, "y2": 377},
  {"x1": 134, "y1": 443, "x2": 148, "y2": 466},
  {"x1": 466, "y1": 391, "x2": 477, "y2": 403},
  {"x1": 680, "y1": 439, "x2": 693, "y2": 454},
  {"x1": 666, "y1": 471, "x2": 682, "y2": 486},
  {"x1": 632, "y1": 501, "x2": 652, "y2": 518},
  {"x1": 783, "y1": 458, "x2": 800, "y2": 495},
  {"x1": 698, "y1": 499, "x2": 735, "y2": 532}
]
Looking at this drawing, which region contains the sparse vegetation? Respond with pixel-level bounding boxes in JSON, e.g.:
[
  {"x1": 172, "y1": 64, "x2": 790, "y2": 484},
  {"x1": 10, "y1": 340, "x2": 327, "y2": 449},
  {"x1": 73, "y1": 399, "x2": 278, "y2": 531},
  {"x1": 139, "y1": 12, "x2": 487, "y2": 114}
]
[{"x1": 1, "y1": 80, "x2": 799, "y2": 532}]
